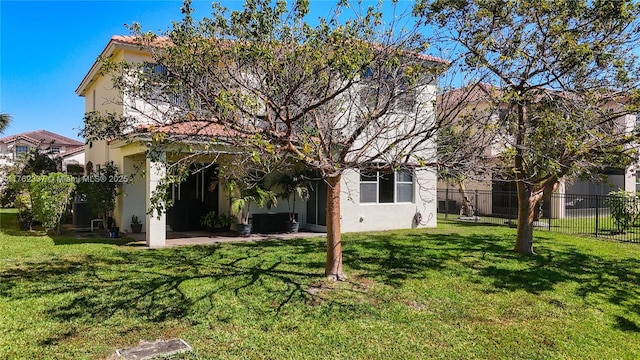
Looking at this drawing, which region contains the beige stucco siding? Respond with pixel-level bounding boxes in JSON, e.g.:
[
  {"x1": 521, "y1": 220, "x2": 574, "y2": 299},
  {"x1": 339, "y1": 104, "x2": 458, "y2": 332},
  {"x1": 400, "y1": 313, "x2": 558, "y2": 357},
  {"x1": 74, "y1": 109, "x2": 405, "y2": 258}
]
[{"x1": 339, "y1": 167, "x2": 437, "y2": 232}]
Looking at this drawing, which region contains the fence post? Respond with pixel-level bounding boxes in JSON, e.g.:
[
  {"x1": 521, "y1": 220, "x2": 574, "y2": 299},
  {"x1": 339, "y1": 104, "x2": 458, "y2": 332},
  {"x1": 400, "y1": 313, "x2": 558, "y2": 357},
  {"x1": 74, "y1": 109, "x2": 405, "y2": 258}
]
[
  {"x1": 595, "y1": 195, "x2": 599, "y2": 238},
  {"x1": 548, "y1": 195, "x2": 551, "y2": 231},
  {"x1": 445, "y1": 187, "x2": 449, "y2": 220},
  {"x1": 475, "y1": 190, "x2": 479, "y2": 222}
]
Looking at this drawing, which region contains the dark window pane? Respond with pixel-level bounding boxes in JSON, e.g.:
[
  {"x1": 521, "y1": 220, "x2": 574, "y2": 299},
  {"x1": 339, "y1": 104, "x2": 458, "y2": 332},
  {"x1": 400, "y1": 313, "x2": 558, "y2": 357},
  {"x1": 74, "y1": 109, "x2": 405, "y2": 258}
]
[
  {"x1": 379, "y1": 172, "x2": 394, "y2": 203},
  {"x1": 317, "y1": 180, "x2": 327, "y2": 226},
  {"x1": 360, "y1": 171, "x2": 377, "y2": 182}
]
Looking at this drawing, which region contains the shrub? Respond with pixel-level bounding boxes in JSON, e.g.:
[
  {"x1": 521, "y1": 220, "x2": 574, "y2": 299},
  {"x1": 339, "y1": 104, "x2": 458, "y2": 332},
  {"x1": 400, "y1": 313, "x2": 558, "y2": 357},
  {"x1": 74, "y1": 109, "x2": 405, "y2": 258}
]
[
  {"x1": 75, "y1": 162, "x2": 120, "y2": 227},
  {"x1": 29, "y1": 173, "x2": 76, "y2": 234},
  {"x1": 605, "y1": 190, "x2": 640, "y2": 233},
  {"x1": 15, "y1": 190, "x2": 32, "y2": 230}
]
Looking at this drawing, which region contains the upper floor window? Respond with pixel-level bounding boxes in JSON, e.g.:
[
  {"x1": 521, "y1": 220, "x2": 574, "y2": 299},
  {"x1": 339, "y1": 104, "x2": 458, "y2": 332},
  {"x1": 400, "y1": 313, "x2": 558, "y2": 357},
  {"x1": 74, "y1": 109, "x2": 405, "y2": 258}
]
[
  {"x1": 143, "y1": 63, "x2": 187, "y2": 107},
  {"x1": 15, "y1": 145, "x2": 29, "y2": 156},
  {"x1": 50, "y1": 146, "x2": 61, "y2": 154},
  {"x1": 359, "y1": 67, "x2": 417, "y2": 113},
  {"x1": 145, "y1": 63, "x2": 168, "y2": 76},
  {"x1": 360, "y1": 169, "x2": 414, "y2": 204}
]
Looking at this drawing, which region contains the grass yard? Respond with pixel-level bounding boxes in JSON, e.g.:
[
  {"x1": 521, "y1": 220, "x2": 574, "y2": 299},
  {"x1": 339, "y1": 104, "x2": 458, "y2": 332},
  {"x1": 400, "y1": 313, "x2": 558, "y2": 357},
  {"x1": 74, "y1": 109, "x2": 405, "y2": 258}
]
[
  {"x1": 439, "y1": 212, "x2": 640, "y2": 243},
  {"x1": 1, "y1": 210, "x2": 640, "y2": 359}
]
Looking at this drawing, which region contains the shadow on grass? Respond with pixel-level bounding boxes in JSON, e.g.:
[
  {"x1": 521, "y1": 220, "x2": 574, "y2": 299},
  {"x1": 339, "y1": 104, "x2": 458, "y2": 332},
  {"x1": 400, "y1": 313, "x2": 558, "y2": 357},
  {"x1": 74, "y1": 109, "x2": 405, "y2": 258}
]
[
  {"x1": 2, "y1": 223, "x2": 640, "y2": 346},
  {"x1": 615, "y1": 315, "x2": 640, "y2": 332},
  {"x1": 342, "y1": 228, "x2": 640, "y2": 330},
  {"x1": 0, "y1": 238, "x2": 330, "y2": 345},
  {"x1": 52, "y1": 236, "x2": 134, "y2": 246}
]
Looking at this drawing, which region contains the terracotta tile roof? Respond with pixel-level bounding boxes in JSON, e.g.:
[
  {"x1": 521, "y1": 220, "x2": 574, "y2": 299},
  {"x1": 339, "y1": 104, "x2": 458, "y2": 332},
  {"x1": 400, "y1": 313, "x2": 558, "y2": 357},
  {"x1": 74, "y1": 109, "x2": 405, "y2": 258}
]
[
  {"x1": 110, "y1": 35, "x2": 448, "y2": 64},
  {"x1": 438, "y1": 83, "x2": 499, "y2": 108},
  {"x1": 135, "y1": 121, "x2": 235, "y2": 138},
  {"x1": 111, "y1": 35, "x2": 141, "y2": 45},
  {"x1": 59, "y1": 146, "x2": 85, "y2": 157},
  {"x1": 111, "y1": 35, "x2": 171, "y2": 47},
  {"x1": 416, "y1": 53, "x2": 449, "y2": 64},
  {"x1": 0, "y1": 134, "x2": 41, "y2": 145},
  {"x1": 0, "y1": 130, "x2": 83, "y2": 146}
]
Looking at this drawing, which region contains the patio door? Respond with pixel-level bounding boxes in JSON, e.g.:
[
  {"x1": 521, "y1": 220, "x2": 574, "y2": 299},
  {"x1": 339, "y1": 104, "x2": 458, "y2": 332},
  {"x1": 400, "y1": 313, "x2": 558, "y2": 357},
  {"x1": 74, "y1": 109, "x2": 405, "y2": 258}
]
[
  {"x1": 306, "y1": 179, "x2": 327, "y2": 230},
  {"x1": 167, "y1": 164, "x2": 219, "y2": 231}
]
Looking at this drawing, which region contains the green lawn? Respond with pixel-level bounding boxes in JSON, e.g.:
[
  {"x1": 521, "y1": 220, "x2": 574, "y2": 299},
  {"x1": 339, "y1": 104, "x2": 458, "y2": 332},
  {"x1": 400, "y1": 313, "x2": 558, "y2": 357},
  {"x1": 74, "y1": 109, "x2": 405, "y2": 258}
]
[
  {"x1": 1, "y1": 210, "x2": 640, "y2": 359},
  {"x1": 439, "y1": 212, "x2": 640, "y2": 243}
]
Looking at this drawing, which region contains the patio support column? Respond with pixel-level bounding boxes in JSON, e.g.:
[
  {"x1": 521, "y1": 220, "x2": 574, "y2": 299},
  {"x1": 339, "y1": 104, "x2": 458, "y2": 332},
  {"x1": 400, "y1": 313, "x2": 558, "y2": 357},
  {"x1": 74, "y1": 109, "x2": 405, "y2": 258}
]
[
  {"x1": 146, "y1": 152, "x2": 166, "y2": 248},
  {"x1": 550, "y1": 180, "x2": 566, "y2": 219}
]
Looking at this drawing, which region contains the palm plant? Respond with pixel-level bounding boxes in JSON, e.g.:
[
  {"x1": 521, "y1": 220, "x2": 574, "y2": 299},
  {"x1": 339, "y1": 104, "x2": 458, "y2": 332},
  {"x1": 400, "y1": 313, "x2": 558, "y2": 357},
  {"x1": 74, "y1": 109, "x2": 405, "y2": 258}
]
[
  {"x1": 230, "y1": 183, "x2": 277, "y2": 225},
  {"x1": 272, "y1": 172, "x2": 311, "y2": 223},
  {"x1": 0, "y1": 113, "x2": 11, "y2": 134}
]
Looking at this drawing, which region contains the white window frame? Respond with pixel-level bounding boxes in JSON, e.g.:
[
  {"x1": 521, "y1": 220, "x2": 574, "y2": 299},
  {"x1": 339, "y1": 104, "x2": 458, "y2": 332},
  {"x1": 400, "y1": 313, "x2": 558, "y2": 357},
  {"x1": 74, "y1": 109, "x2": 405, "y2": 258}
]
[
  {"x1": 359, "y1": 169, "x2": 414, "y2": 204},
  {"x1": 15, "y1": 145, "x2": 29, "y2": 156},
  {"x1": 395, "y1": 170, "x2": 414, "y2": 203}
]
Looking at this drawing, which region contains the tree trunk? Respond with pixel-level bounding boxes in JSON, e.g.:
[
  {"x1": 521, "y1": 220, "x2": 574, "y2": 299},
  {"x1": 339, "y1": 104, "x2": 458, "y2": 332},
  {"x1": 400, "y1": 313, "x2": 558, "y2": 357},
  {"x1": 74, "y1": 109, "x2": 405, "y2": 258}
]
[
  {"x1": 325, "y1": 174, "x2": 345, "y2": 281},
  {"x1": 513, "y1": 102, "x2": 538, "y2": 255},
  {"x1": 514, "y1": 182, "x2": 544, "y2": 254},
  {"x1": 457, "y1": 180, "x2": 473, "y2": 217}
]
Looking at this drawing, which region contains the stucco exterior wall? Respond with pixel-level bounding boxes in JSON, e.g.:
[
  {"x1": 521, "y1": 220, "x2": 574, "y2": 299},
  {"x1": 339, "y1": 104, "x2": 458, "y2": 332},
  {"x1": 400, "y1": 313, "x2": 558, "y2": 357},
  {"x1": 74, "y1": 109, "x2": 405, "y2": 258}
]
[
  {"x1": 120, "y1": 154, "x2": 147, "y2": 233},
  {"x1": 83, "y1": 50, "x2": 126, "y2": 167},
  {"x1": 61, "y1": 151, "x2": 85, "y2": 171},
  {"x1": 339, "y1": 168, "x2": 437, "y2": 232}
]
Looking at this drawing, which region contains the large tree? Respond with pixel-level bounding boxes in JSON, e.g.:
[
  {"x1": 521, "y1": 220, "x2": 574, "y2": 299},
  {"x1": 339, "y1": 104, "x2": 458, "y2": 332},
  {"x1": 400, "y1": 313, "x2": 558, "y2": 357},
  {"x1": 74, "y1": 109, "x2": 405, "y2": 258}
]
[
  {"x1": 417, "y1": 0, "x2": 640, "y2": 254},
  {"x1": 84, "y1": 0, "x2": 451, "y2": 280}
]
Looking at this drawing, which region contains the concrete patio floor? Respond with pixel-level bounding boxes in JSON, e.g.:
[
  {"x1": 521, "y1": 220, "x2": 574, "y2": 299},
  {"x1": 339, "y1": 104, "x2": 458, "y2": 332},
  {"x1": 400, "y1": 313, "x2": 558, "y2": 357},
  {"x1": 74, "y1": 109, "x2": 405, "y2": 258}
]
[{"x1": 125, "y1": 230, "x2": 326, "y2": 247}]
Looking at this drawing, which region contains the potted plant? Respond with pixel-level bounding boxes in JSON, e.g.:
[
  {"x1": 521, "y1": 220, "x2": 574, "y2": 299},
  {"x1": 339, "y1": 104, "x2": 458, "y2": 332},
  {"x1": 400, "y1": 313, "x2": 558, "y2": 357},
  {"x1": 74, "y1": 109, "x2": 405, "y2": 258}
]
[
  {"x1": 130, "y1": 214, "x2": 143, "y2": 233},
  {"x1": 273, "y1": 172, "x2": 311, "y2": 233},
  {"x1": 214, "y1": 213, "x2": 233, "y2": 232},
  {"x1": 200, "y1": 211, "x2": 216, "y2": 231},
  {"x1": 230, "y1": 184, "x2": 277, "y2": 237}
]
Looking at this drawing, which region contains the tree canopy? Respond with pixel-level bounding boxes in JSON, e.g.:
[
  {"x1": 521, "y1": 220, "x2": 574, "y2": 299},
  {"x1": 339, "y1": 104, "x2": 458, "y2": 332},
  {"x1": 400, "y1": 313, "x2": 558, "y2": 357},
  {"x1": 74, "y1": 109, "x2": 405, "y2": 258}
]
[
  {"x1": 416, "y1": 0, "x2": 640, "y2": 253},
  {"x1": 83, "y1": 0, "x2": 449, "y2": 280}
]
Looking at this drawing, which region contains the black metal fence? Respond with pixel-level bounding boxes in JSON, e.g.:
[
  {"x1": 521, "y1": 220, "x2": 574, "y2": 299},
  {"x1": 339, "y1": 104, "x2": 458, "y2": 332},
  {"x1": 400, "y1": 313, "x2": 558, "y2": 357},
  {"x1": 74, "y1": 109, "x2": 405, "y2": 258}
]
[{"x1": 437, "y1": 189, "x2": 640, "y2": 243}]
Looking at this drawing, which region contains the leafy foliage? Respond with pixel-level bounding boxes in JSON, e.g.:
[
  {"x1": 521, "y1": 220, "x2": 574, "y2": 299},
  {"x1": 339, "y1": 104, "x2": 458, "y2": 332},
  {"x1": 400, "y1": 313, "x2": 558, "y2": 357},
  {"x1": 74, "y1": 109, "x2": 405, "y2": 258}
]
[
  {"x1": 0, "y1": 149, "x2": 59, "y2": 207},
  {"x1": 606, "y1": 190, "x2": 640, "y2": 233},
  {"x1": 230, "y1": 183, "x2": 277, "y2": 225},
  {"x1": 130, "y1": 214, "x2": 141, "y2": 225},
  {"x1": 419, "y1": 0, "x2": 640, "y2": 253},
  {"x1": 0, "y1": 113, "x2": 10, "y2": 134},
  {"x1": 271, "y1": 171, "x2": 311, "y2": 222},
  {"x1": 28, "y1": 173, "x2": 75, "y2": 234},
  {"x1": 76, "y1": 162, "x2": 120, "y2": 226},
  {"x1": 14, "y1": 190, "x2": 32, "y2": 226}
]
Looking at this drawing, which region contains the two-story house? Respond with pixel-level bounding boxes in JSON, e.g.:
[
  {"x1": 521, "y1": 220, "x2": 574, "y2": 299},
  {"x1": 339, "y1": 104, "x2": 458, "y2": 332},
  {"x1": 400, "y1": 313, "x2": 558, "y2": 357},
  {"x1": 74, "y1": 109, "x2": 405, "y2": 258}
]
[
  {"x1": 0, "y1": 129, "x2": 85, "y2": 171},
  {"x1": 76, "y1": 35, "x2": 443, "y2": 247}
]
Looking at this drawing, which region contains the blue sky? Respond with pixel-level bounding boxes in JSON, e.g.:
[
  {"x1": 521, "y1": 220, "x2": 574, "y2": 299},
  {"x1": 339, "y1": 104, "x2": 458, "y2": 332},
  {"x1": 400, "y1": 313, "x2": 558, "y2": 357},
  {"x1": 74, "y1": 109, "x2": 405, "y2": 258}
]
[
  {"x1": 0, "y1": 0, "x2": 417, "y2": 141},
  {"x1": 1, "y1": 1, "x2": 201, "y2": 140}
]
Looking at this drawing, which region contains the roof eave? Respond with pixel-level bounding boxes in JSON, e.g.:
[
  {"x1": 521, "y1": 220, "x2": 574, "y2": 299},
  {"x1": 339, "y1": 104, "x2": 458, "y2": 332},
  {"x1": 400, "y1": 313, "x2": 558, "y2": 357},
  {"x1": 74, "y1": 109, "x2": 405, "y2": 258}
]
[{"x1": 75, "y1": 39, "x2": 145, "y2": 97}]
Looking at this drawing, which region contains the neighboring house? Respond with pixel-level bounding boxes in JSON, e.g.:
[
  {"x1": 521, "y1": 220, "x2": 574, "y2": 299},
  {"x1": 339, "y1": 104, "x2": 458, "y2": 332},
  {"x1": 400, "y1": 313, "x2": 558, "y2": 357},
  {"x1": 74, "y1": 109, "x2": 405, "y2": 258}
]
[
  {"x1": 58, "y1": 146, "x2": 86, "y2": 172},
  {"x1": 436, "y1": 83, "x2": 638, "y2": 218},
  {"x1": 0, "y1": 129, "x2": 85, "y2": 171},
  {"x1": 76, "y1": 35, "x2": 442, "y2": 247}
]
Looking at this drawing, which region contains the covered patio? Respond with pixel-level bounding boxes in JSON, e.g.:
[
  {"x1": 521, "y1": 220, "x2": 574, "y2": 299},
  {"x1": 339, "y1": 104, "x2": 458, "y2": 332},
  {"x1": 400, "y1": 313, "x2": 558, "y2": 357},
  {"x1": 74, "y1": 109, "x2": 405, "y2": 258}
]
[{"x1": 126, "y1": 229, "x2": 326, "y2": 248}]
